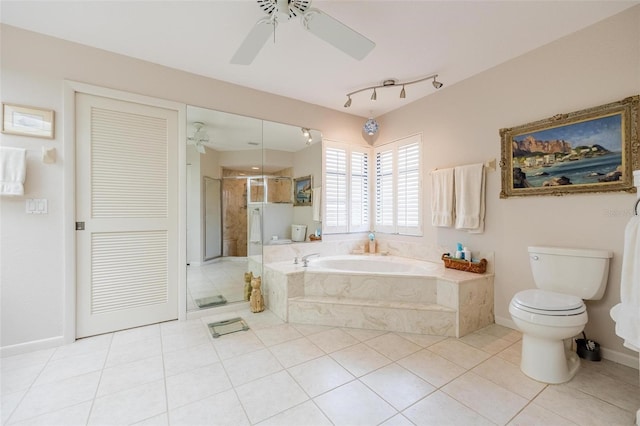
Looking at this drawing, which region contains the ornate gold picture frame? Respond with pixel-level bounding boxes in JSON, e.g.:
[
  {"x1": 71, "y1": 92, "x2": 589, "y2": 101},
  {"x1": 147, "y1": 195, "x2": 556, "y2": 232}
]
[{"x1": 499, "y1": 95, "x2": 639, "y2": 198}]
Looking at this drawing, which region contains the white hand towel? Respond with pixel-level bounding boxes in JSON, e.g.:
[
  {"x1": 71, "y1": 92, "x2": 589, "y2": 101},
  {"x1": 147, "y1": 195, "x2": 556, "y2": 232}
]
[
  {"x1": 312, "y1": 187, "x2": 322, "y2": 222},
  {"x1": 249, "y1": 209, "x2": 262, "y2": 243},
  {"x1": 454, "y1": 163, "x2": 485, "y2": 233},
  {"x1": 0, "y1": 146, "x2": 27, "y2": 196},
  {"x1": 611, "y1": 215, "x2": 640, "y2": 350},
  {"x1": 430, "y1": 168, "x2": 454, "y2": 227}
]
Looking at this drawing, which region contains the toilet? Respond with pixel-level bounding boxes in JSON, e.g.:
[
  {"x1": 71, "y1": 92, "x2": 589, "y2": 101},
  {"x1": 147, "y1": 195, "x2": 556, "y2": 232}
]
[{"x1": 509, "y1": 246, "x2": 612, "y2": 384}]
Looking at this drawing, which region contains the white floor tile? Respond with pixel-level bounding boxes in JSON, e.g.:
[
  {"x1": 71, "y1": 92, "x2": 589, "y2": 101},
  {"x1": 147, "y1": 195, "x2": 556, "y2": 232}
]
[
  {"x1": 235, "y1": 370, "x2": 308, "y2": 423},
  {"x1": 88, "y1": 380, "x2": 166, "y2": 425},
  {"x1": 361, "y1": 363, "x2": 436, "y2": 411},
  {"x1": 342, "y1": 327, "x2": 388, "y2": 342},
  {"x1": 314, "y1": 380, "x2": 397, "y2": 426},
  {"x1": 428, "y1": 338, "x2": 491, "y2": 369},
  {"x1": 168, "y1": 389, "x2": 250, "y2": 426},
  {"x1": 507, "y1": 402, "x2": 577, "y2": 426},
  {"x1": 330, "y1": 343, "x2": 392, "y2": 377},
  {"x1": 165, "y1": 362, "x2": 232, "y2": 409},
  {"x1": 307, "y1": 328, "x2": 359, "y2": 353},
  {"x1": 379, "y1": 413, "x2": 416, "y2": 426},
  {"x1": 9, "y1": 401, "x2": 92, "y2": 426},
  {"x1": 534, "y1": 384, "x2": 636, "y2": 425},
  {"x1": 397, "y1": 349, "x2": 466, "y2": 387},
  {"x1": 50, "y1": 334, "x2": 112, "y2": 361},
  {"x1": 442, "y1": 372, "x2": 529, "y2": 425},
  {"x1": 163, "y1": 342, "x2": 220, "y2": 377},
  {"x1": 222, "y1": 348, "x2": 283, "y2": 386},
  {"x1": 1, "y1": 364, "x2": 43, "y2": 395},
  {"x1": 133, "y1": 412, "x2": 169, "y2": 426},
  {"x1": 210, "y1": 330, "x2": 266, "y2": 360},
  {"x1": 96, "y1": 354, "x2": 164, "y2": 398},
  {"x1": 564, "y1": 363, "x2": 640, "y2": 412},
  {"x1": 32, "y1": 350, "x2": 107, "y2": 387},
  {"x1": 460, "y1": 331, "x2": 514, "y2": 355},
  {"x1": 254, "y1": 324, "x2": 303, "y2": 347},
  {"x1": 472, "y1": 356, "x2": 546, "y2": 400},
  {"x1": 1, "y1": 390, "x2": 26, "y2": 424},
  {"x1": 365, "y1": 333, "x2": 422, "y2": 361},
  {"x1": 105, "y1": 336, "x2": 162, "y2": 368},
  {"x1": 0, "y1": 349, "x2": 54, "y2": 374},
  {"x1": 256, "y1": 400, "x2": 332, "y2": 426},
  {"x1": 403, "y1": 390, "x2": 495, "y2": 426},
  {"x1": 287, "y1": 355, "x2": 355, "y2": 397},
  {"x1": 268, "y1": 336, "x2": 324, "y2": 368},
  {"x1": 10, "y1": 371, "x2": 100, "y2": 423}
]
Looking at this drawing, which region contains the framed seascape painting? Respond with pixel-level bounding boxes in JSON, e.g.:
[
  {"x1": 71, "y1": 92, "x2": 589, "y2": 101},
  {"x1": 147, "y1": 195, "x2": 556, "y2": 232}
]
[
  {"x1": 293, "y1": 175, "x2": 312, "y2": 206},
  {"x1": 499, "y1": 95, "x2": 639, "y2": 198}
]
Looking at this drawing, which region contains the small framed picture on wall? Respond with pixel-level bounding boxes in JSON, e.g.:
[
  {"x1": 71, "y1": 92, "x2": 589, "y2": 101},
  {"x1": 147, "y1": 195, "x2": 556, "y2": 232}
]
[{"x1": 2, "y1": 103, "x2": 55, "y2": 139}]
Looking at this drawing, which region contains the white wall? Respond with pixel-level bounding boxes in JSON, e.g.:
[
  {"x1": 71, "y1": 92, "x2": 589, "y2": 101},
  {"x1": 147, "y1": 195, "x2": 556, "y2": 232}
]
[
  {"x1": 0, "y1": 24, "x2": 364, "y2": 350},
  {"x1": 377, "y1": 6, "x2": 640, "y2": 361},
  {"x1": 2, "y1": 4, "x2": 639, "y2": 364}
]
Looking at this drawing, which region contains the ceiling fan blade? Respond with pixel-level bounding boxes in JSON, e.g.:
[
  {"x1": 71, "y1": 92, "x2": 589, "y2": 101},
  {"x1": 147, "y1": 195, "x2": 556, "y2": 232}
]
[
  {"x1": 302, "y1": 8, "x2": 375, "y2": 60},
  {"x1": 231, "y1": 17, "x2": 275, "y2": 65}
]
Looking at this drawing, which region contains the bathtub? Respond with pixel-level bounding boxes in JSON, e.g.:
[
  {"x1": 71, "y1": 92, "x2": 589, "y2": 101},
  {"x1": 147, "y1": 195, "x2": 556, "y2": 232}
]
[
  {"x1": 307, "y1": 255, "x2": 440, "y2": 276},
  {"x1": 264, "y1": 253, "x2": 494, "y2": 338}
]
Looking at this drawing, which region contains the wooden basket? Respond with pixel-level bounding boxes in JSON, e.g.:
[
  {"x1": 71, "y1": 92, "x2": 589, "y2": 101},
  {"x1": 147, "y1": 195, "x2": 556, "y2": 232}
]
[{"x1": 442, "y1": 254, "x2": 487, "y2": 274}]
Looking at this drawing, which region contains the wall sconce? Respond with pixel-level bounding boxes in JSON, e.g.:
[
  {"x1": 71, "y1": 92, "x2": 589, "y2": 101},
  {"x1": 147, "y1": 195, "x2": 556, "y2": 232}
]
[{"x1": 344, "y1": 74, "x2": 443, "y2": 108}]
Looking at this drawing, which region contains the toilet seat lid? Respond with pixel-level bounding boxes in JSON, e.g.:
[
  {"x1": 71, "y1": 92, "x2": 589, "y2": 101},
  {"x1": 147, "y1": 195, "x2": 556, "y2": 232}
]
[{"x1": 513, "y1": 289, "x2": 584, "y2": 313}]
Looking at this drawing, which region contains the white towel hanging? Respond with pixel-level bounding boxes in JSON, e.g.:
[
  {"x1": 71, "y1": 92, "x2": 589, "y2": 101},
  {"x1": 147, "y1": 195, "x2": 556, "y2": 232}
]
[
  {"x1": 454, "y1": 163, "x2": 485, "y2": 233},
  {"x1": 0, "y1": 146, "x2": 27, "y2": 196},
  {"x1": 430, "y1": 168, "x2": 455, "y2": 227},
  {"x1": 249, "y1": 209, "x2": 262, "y2": 243}
]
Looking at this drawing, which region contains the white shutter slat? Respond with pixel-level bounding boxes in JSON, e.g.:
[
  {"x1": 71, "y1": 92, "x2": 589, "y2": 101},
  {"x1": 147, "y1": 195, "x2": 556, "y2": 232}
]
[
  {"x1": 91, "y1": 108, "x2": 168, "y2": 218},
  {"x1": 91, "y1": 231, "x2": 168, "y2": 314}
]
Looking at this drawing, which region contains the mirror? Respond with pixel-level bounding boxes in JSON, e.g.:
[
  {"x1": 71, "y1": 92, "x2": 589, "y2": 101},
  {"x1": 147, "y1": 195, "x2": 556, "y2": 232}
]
[{"x1": 186, "y1": 105, "x2": 322, "y2": 312}]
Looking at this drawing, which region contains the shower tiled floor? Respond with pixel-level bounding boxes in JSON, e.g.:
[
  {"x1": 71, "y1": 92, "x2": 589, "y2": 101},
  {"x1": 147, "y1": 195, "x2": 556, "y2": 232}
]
[
  {"x1": 2, "y1": 308, "x2": 638, "y2": 425},
  {"x1": 187, "y1": 258, "x2": 248, "y2": 311}
]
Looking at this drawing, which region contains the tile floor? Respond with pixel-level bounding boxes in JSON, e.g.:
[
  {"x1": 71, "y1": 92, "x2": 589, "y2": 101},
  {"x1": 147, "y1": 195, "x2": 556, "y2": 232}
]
[
  {"x1": 187, "y1": 258, "x2": 248, "y2": 311},
  {"x1": 1, "y1": 307, "x2": 638, "y2": 426}
]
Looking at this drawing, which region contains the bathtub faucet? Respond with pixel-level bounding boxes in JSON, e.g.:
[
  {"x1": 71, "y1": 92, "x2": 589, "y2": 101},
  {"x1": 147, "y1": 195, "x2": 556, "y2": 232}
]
[{"x1": 302, "y1": 253, "x2": 320, "y2": 267}]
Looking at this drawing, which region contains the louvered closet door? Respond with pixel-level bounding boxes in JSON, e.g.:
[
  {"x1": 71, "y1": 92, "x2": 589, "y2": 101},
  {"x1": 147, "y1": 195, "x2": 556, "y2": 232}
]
[{"x1": 76, "y1": 93, "x2": 178, "y2": 338}]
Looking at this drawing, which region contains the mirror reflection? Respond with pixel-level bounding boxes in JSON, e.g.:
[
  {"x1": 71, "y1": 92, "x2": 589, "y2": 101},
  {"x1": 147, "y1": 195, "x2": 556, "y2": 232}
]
[{"x1": 186, "y1": 105, "x2": 322, "y2": 312}]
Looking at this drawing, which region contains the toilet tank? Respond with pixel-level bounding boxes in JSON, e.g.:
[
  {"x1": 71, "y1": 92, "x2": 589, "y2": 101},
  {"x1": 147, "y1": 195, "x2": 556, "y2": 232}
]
[{"x1": 528, "y1": 246, "x2": 613, "y2": 300}]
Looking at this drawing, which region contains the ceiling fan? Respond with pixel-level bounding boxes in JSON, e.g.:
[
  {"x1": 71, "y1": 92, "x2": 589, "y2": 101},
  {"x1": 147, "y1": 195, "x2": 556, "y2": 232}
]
[
  {"x1": 231, "y1": 0, "x2": 375, "y2": 65},
  {"x1": 187, "y1": 122, "x2": 209, "y2": 154}
]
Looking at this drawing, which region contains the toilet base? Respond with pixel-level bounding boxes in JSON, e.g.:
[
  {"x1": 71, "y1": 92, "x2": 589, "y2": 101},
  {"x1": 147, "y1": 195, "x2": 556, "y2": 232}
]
[{"x1": 520, "y1": 334, "x2": 580, "y2": 384}]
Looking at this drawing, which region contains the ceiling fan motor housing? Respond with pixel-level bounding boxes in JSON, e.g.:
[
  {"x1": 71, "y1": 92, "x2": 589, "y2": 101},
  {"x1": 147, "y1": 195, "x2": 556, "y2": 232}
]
[{"x1": 257, "y1": 0, "x2": 311, "y2": 20}]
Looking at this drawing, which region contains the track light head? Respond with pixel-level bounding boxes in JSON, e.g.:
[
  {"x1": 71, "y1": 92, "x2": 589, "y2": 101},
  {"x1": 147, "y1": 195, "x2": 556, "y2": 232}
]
[
  {"x1": 432, "y1": 77, "x2": 443, "y2": 89},
  {"x1": 344, "y1": 96, "x2": 352, "y2": 108},
  {"x1": 371, "y1": 88, "x2": 377, "y2": 101},
  {"x1": 400, "y1": 85, "x2": 406, "y2": 99}
]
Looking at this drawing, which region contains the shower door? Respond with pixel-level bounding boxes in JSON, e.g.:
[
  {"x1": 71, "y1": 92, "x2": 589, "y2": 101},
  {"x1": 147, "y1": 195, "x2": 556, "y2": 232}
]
[{"x1": 204, "y1": 177, "x2": 222, "y2": 260}]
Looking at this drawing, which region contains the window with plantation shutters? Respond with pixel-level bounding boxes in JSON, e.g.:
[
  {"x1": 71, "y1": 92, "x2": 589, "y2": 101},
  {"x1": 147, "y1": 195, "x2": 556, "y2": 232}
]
[
  {"x1": 350, "y1": 150, "x2": 369, "y2": 232},
  {"x1": 375, "y1": 148, "x2": 394, "y2": 233},
  {"x1": 374, "y1": 134, "x2": 422, "y2": 235},
  {"x1": 324, "y1": 145, "x2": 348, "y2": 233},
  {"x1": 323, "y1": 141, "x2": 370, "y2": 234}
]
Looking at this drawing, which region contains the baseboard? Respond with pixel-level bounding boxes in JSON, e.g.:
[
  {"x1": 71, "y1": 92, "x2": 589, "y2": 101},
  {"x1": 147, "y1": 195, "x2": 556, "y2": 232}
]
[
  {"x1": 0, "y1": 336, "x2": 65, "y2": 358},
  {"x1": 494, "y1": 315, "x2": 638, "y2": 370}
]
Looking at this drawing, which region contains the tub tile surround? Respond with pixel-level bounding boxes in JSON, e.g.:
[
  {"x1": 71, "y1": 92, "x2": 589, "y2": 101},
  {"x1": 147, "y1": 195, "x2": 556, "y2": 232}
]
[{"x1": 262, "y1": 240, "x2": 495, "y2": 338}]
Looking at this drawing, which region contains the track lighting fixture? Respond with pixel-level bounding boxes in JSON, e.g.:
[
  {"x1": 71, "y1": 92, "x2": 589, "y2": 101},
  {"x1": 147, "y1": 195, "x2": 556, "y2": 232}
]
[{"x1": 344, "y1": 73, "x2": 443, "y2": 108}]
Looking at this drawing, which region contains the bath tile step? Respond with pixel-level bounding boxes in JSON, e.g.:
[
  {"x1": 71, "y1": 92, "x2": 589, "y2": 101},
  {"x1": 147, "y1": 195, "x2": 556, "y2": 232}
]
[
  {"x1": 288, "y1": 296, "x2": 457, "y2": 336},
  {"x1": 289, "y1": 296, "x2": 455, "y2": 311}
]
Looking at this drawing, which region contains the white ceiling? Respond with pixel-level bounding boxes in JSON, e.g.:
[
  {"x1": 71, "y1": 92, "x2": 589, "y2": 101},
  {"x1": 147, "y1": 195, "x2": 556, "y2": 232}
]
[{"x1": 1, "y1": 1, "x2": 638, "y2": 118}]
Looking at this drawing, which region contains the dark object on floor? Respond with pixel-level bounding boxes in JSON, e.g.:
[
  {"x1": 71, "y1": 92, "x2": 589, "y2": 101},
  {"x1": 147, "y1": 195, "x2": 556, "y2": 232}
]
[
  {"x1": 207, "y1": 317, "x2": 249, "y2": 338},
  {"x1": 576, "y1": 332, "x2": 601, "y2": 361},
  {"x1": 195, "y1": 295, "x2": 227, "y2": 309}
]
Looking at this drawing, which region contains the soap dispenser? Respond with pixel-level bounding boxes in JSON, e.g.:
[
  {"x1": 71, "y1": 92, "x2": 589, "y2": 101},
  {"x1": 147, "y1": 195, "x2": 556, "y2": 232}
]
[{"x1": 462, "y1": 247, "x2": 471, "y2": 261}]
